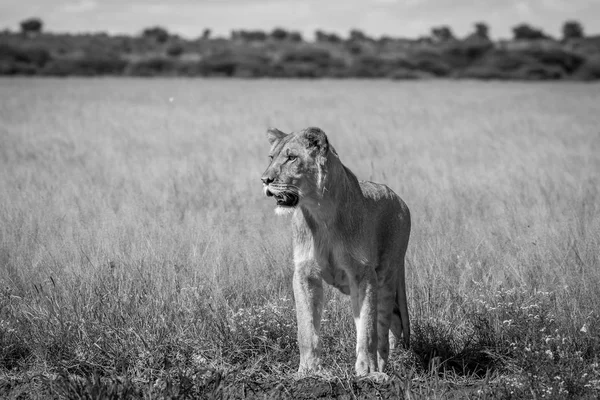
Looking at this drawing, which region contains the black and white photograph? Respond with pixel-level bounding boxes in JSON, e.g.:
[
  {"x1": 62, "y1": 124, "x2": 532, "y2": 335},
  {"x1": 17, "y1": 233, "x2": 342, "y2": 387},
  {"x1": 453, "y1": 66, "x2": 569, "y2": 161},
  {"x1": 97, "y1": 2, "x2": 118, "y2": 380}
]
[{"x1": 1, "y1": 1, "x2": 599, "y2": 398}]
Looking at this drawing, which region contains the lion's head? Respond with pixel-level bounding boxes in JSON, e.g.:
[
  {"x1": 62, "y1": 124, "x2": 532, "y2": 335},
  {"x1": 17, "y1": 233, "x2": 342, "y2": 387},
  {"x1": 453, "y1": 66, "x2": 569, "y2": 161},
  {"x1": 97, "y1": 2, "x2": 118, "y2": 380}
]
[{"x1": 261, "y1": 127, "x2": 333, "y2": 214}]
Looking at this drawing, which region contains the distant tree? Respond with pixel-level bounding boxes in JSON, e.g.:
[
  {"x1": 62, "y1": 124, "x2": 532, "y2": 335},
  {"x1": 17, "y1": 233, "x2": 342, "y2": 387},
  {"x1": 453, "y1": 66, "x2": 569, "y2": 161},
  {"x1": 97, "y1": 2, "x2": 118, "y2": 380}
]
[
  {"x1": 20, "y1": 18, "x2": 43, "y2": 35},
  {"x1": 142, "y1": 26, "x2": 169, "y2": 43},
  {"x1": 166, "y1": 43, "x2": 184, "y2": 57},
  {"x1": 233, "y1": 30, "x2": 267, "y2": 41},
  {"x1": 256, "y1": 30, "x2": 269, "y2": 41},
  {"x1": 315, "y1": 30, "x2": 341, "y2": 43},
  {"x1": 349, "y1": 29, "x2": 368, "y2": 42},
  {"x1": 249, "y1": 30, "x2": 267, "y2": 41},
  {"x1": 315, "y1": 30, "x2": 326, "y2": 42},
  {"x1": 271, "y1": 27, "x2": 288, "y2": 40},
  {"x1": 512, "y1": 23, "x2": 547, "y2": 40},
  {"x1": 431, "y1": 26, "x2": 455, "y2": 42},
  {"x1": 289, "y1": 31, "x2": 303, "y2": 42},
  {"x1": 378, "y1": 35, "x2": 393, "y2": 45},
  {"x1": 562, "y1": 20, "x2": 584, "y2": 40},
  {"x1": 328, "y1": 33, "x2": 342, "y2": 43},
  {"x1": 202, "y1": 28, "x2": 211, "y2": 40},
  {"x1": 474, "y1": 22, "x2": 490, "y2": 40},
  {"x1": 347, "y1": 41, "x2": 363, "y2": 55}
]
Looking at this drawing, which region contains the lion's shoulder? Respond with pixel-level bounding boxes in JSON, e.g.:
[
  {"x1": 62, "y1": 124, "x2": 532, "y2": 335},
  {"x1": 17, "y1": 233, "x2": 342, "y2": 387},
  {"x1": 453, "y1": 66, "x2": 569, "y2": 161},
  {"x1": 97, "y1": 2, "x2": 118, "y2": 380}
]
[
  {"x1": 358, "y1": 180, "x2": 410, "y2": 220},
  {"x1": 359, "y1": 180, "x2": 393, "y2": 199}
]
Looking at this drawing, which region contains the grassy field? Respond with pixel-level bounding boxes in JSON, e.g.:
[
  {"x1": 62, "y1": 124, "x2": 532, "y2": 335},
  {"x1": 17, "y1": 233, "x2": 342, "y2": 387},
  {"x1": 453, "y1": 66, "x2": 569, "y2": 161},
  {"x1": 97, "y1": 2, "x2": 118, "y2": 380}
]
[{"x1": 1, "y1": 78, "x2": 599, "y2": 399}]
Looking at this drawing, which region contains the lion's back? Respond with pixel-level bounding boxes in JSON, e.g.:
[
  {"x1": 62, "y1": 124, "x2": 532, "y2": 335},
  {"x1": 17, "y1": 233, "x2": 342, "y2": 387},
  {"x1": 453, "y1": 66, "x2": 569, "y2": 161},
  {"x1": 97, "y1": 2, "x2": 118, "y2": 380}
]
[
  {"x1": 359, "y1": 180, "x2": 411, "y2": 254},
  {"x1": 359, "y1": 180, "x2": 409, "y2": 216}
]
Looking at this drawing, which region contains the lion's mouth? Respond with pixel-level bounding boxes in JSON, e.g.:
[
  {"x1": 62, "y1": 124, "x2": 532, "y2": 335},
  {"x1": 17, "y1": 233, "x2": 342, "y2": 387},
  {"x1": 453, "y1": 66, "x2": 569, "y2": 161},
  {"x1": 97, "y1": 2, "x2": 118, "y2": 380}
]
[{"x1": 265, "y1": 188, "x2": 299, "y2": 207}]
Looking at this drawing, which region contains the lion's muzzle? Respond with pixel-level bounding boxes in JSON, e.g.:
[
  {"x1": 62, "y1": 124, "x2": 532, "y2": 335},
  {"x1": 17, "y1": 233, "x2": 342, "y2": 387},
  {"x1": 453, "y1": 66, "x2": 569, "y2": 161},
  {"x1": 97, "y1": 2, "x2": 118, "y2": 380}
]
[
  {"x1": 263, "y1": 185, "x2": 299, "y2": 207},
  {"x1": 274, "y1": 192, "x2": 299, "y2": 207},
  {"x1": 264, "y1": 186, "x2": 274, "y2": 197}
]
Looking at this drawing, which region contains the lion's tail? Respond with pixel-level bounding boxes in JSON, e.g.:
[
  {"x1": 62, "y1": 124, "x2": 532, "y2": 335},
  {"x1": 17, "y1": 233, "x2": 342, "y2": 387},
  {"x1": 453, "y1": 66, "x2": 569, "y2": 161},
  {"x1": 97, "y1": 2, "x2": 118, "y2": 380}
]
[{"x1": 390, "y1": 262, "x2": 410, "y2": 349}]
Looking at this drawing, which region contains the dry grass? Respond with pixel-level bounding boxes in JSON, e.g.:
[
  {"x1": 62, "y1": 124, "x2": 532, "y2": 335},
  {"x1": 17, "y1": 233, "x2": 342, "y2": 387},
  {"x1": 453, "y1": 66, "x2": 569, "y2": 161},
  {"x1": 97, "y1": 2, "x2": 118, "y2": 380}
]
[{"x1": 1, "y1": 78, "x2": 599, "y2": 398}]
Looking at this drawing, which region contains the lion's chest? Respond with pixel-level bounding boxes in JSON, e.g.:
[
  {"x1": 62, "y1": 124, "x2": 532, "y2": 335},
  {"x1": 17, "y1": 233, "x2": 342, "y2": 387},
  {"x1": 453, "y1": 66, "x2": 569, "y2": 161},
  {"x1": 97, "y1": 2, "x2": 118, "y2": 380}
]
[
  {"x1": 292, "y1": 210, "x2": 368, "y2": 296},
  {"x1": 294, "y1": 234, "x2": 352, "y2": 295},
  {"x1": 319, "y1": 257, "x2": 351, "y2": 295}
]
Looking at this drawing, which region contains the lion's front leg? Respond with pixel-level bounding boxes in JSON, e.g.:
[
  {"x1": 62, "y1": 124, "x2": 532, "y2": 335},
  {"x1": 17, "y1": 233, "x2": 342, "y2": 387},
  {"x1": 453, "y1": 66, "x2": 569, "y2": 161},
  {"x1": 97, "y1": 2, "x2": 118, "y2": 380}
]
[
  {"x1": 351, "y1": 266, "x2": 378, "y2": 375},
  {"x1": 293, "y1": 261, "x2": 324, "y2": 374}
]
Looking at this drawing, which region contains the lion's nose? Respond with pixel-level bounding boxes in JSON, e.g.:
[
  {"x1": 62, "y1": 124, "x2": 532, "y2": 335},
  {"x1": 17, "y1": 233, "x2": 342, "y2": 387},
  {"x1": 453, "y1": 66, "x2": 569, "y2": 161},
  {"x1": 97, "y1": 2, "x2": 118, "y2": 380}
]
[{"x1": 261, "y1": 176, "x2": 274, "y2": 185}]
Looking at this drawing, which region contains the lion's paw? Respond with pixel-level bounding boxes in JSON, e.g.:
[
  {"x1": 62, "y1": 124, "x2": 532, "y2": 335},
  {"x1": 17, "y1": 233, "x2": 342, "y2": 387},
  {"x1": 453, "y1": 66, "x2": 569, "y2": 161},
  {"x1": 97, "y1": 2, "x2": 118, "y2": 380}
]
[{"x1": 358, "y1": 371, "x2": 390, "y2": 384}]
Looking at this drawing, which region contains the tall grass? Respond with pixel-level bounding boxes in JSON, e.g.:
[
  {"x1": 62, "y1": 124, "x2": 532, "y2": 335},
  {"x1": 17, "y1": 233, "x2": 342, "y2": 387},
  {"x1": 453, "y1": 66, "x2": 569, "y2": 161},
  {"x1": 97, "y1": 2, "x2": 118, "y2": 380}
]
[{"x1": 1, "y1": 78, "x2": 599, "y2": 398}]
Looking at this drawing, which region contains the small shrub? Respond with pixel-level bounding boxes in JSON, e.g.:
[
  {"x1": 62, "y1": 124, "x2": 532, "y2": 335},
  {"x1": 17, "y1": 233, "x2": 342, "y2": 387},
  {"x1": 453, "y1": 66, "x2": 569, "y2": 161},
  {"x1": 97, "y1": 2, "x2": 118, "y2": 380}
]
[
  {"x1": 411, "y1": 317, "x2": 498, "y2": 377},
  {"x1": 0, "y1": 321, "x2": 30, "y2": 371},
  {"x1": 226, "y1": 297, "x2": 296, "y2": 363},
  {"x1": 472, "y1": 286, "x2": 600, "y2": 397}
]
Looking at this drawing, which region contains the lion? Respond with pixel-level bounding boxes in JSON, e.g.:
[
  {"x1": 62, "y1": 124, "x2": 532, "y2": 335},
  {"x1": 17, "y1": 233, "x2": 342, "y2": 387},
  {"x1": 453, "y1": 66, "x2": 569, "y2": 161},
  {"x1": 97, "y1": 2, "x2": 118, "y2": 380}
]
[{"x1": 260, "y1": 127, "x2": 411, "y2": 377}]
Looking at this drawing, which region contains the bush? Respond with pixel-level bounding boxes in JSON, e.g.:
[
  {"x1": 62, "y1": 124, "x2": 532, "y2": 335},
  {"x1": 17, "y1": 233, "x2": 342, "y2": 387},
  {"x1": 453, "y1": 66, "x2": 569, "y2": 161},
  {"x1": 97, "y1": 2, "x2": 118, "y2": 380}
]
[
  {"x1": 513, "y1": 24, "x2": 549, "y2": 40},
  {"x1": 270, "y1": 28, "x2": 288, "y2": 41},
  {"x1": 126, "y1": 57, "x2": 177, "y2": 76},
  {"x1": 458, "y1": 65, "x2": 509, "y2": 80},
  {"x1": 572, "y1": 55, "x2": 600, "y2": 80},
  {"x1": 471, "y1": 49, "x2": 534, "y2": 71},
  {"x1": 198, "y1": 51, "x2": 271, "y2": 77},
  {"x1": 388, "y1": 68, "x2": 426, "y2": 80},
  {"x1": 281, "y1": 48, "x2": 330, "y2": 65},
  {"x1": 142, "y1": 26, "x2": 169, "y2": 43},
  {"x1": 0, "y1": 43, "x2": 51, "y2": 74},
  {"x1": 410, "y1": 51, "x2": 453, "y2": 76},
  {"x1": 166, "y1": 44, "x2": 184, "y2": 57},
  {"x1": 0, "y1": 44, "x2": 51, "y2": 67},
  {"x1": 523, "y1": 48, "x2": 585, "y2": 74},
  {"x1": 0, "y1": 61, "x2": 39, "y2": 75},
  {"x1": 509, "y1": 64, "x2": 565, "y2": 80},
  {"x1": 443, "y1": 38, "x2": 493, "y2": 64},
  {"x1": 346, "y1": 41, "x2": 363, "y2": 55},
  {"x1": 273, "y1": 48, "x2": 346, "y2": 78},
  {"x1": 348, "y1": 55, "x2": 390, "y2": 78},
  {"x1": 271, "y1": 63, "x2": 319, "y2": 78},
  {"x1": 42, "y1": 56, "x2": 127, "y2": 76}
]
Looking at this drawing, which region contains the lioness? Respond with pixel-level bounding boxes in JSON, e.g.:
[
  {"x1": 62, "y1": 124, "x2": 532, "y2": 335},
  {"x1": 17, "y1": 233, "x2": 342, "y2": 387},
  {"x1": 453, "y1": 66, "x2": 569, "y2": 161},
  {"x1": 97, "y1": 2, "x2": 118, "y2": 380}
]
[{"x1": 261, "y1": 127, "x2": 411, "y2": 376}]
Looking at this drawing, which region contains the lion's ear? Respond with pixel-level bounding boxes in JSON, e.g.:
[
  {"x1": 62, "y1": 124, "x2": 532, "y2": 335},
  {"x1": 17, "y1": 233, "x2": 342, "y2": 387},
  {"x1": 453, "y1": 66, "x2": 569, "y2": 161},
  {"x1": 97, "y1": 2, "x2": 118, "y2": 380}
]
[
  {"x1": 267, "y1": 128, "x2": 287, "y2": 145},
  {"x1": 302, "y1": 127, "x2": 329, "y2": 158}
]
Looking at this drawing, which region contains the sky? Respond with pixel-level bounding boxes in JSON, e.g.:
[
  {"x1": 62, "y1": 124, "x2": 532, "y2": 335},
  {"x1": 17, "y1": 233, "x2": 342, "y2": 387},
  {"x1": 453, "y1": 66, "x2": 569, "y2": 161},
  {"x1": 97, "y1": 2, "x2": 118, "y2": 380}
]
[{"x1": 1, "y1": 0, "x2": 599, "y2": 40}]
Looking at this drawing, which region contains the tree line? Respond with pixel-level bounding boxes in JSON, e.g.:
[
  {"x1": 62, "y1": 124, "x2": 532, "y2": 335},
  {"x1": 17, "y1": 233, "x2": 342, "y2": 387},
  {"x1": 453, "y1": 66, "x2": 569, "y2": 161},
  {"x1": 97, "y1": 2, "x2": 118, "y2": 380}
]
[{"x1": 1, "y1": 17, "x2": 599, "y2": 80}]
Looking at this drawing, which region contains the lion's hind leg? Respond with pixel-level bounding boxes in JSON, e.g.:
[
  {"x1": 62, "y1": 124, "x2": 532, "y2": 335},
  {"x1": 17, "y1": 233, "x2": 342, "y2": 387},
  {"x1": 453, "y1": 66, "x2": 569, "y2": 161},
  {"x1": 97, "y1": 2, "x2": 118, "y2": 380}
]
[
  {"x1": 376, "y1": 285, "x2": 396, "y2": 372},
  {"x1": 389, "y1": 258, "x2": 410, "y2": 349}
]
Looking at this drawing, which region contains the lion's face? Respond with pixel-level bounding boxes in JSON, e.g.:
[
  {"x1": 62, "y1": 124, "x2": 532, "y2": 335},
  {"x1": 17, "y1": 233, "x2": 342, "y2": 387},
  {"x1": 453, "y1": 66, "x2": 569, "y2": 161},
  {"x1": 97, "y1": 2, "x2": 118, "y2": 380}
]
[{"x1": 261, "y1": 128, "x2": 329, "y2": 214}]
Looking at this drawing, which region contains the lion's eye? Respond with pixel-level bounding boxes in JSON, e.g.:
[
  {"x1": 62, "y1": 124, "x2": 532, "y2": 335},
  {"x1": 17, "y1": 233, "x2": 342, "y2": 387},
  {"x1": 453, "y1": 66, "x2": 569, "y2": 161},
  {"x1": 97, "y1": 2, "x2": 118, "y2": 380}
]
[{"x1": 288, "y1": 155, "x2": 297, "y2": 162}]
